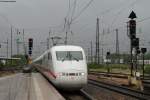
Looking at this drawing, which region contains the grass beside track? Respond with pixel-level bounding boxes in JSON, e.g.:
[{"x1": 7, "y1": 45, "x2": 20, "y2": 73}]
[{"x1": 88, "y1": 63, "x2": 150, "y2": 75}]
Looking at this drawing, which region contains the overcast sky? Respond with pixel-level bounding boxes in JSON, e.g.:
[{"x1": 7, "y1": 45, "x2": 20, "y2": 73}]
[{"x1": 0, "y1": 0, "x2": 150, "y2": 58}]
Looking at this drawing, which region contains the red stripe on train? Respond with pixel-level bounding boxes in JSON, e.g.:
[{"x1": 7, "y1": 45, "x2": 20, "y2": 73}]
[{"x1": 36, "y1": 65, "x2": 57, "y2": 79}]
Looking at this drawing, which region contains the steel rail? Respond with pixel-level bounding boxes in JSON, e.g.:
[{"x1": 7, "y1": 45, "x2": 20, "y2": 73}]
[
  {"x1": 142, "y1": 80, "x2": 150, "y2": 88},
  {"x1": 59, "y1": 89, "x2": 95, "y2": 100},
  {"x1": 80, "y1": 89, "x2": 96, "y2": 100},
  {"x1": 89, "y1": 71, "x2": 128, "y2": 79},
  {"x1": 89, "y1": 71, "x2": 150, "y2": 79},
  {"x1": 88, "y1": 79, "x2": 150, "y2": 100}
]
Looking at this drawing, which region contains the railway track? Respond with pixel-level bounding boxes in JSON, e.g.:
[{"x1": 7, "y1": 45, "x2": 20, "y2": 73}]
[
  {"x1": 88, "y1": 79, "x2": 150, "y2": 100},
  {"x1": 89, "y1": 71, "x2": 128, "y2": 79},
  {"x1": 35, "y1": 69, "x2": 95, "y2": 100},
  {"x1": 142, "y1": 80, "x2": 150, "y2": 93},
  {"x1": 89, "y1": 71, "x2": 150, "y2": 79},
  {"x1": 60, "y1": 89, "x2": 95, "y2": 100}
]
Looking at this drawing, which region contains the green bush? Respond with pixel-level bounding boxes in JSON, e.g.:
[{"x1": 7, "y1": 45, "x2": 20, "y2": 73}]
[
  {"x1": 109, "y1": 64, "x2": 129, "y2": 70},
  {"x1": 145, "y1": 65, "x2": 150, "y2": 74},
  {"x1": 88, "y1": 63, "x2": 129, "y2": 70},
  {"x1": 88, "y1": 63, "x2": 105, "y2": 69}
]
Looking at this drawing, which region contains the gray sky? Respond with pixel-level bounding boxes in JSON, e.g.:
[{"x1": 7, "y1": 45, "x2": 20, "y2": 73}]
[{"x1": 0, "y1": 0, "x2": 150, "y2": 58}]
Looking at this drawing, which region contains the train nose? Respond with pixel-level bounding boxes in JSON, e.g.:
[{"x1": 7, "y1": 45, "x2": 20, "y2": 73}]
[{"x1": 56, "y1": 72, "x2": 87, "y2": 90}]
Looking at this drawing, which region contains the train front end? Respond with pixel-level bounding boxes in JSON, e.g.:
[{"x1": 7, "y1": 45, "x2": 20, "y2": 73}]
[{"x1": 52, "y1": 46, "x2": 88, "y2": 90}]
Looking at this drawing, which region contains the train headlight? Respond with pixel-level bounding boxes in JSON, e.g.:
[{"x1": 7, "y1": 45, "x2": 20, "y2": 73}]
[
  {"x1": 81, "y1": 72, "x2": 85, "y2": 76},
  {"x1": 59, "y1": 72, "x2": 65, "y2": 76}
]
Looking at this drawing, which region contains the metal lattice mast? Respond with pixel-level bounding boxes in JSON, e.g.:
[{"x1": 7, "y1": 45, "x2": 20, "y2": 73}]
[
  {"x1": 116, "y1": 29, "x2": 120, "y2": 63},
  {"x1": 95, "y1": 18, "x2": 100, "y2": 64}
]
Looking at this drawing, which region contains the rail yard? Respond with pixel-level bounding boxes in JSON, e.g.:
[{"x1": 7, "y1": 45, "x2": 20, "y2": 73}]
[{"x1": 0, "y1": 0, "x2": 150, "y2": 100}]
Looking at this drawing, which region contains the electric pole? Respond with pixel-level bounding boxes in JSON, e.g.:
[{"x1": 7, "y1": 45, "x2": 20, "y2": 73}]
[
  {"x1": 7, "y1": 39, "x2": 8, "y2": 59},
  {"x1": 23, "y1": 29, "x2": 26, "y2": 55},
  {"x1": 141, "y1": 48, "x2": 147, "y2": 79},
  {"x1": 47, "y1": 38, "x2": 49, "y2": 50},
  {"x1": 65, "y1": 32, "x2": 68, "y2": 45},
  {"x1": 0, "y1": 0, "x2": 16, "y2": 59},
  {"x1": 6, "y1": 39, "x2": 8, "y2": 65},
  {"x1": 95, "y1": 18, "x2": 100, "y2": 64},
  {"x1": 47, "y1": 30, "x2": 51, "y2": 49},
  {"x1": 16, "y1": 29, "x2": 19, "y2": 55},
  {"x1": 102, "y1": 48, "x2": 104, "y2": 64},
  {"x1": 91, "y1": 41, "x2": 93, "y2": 63},
  {"x1": 116, "y1": 29, "x2": 120, "y2": 63},
  {"x1": 11, "y1": 26, "x2": 12, "y2": 58},
  {"x1": 88, "y1": 48, "x2": 90, "y2": 63}
]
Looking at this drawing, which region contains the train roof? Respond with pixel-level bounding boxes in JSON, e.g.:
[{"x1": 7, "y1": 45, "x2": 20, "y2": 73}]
[
  {"x1": 51, "y1": 45, "x2": 83, "y2": 51},
  {"x1": 32, "y1": 45, "x2": 84, "y2": 63}
]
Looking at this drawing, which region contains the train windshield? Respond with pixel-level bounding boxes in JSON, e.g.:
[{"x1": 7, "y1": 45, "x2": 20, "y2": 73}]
[{"x1": 56, "y1": 51, "x2": 83, "y2": 61}]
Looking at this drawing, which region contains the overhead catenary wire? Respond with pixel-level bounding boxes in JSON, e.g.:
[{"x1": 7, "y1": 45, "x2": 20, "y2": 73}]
[
  {"x1": 63, "y1": 0, "x2": 77, "y2": 32},
  {"x1": 64, "y1": 0, "x2": 130, "y2": 33},
  {"x1": 71, "y1": 0, "x2": 94, "y2": 23},
  {"x1": 70, "y1": 0, "x2": 77, "y2": 24},
  {"x1": 69, "y1": 0, "x2": 139, "y2": 34},
  {"x1": 110, "y1": 0, "x2": 139, "y2": 28},
  {"x1": 65, "y1": 0, "x2": 71, "y2": 19},
  {"x1": 60, "y1": 0, "x2": 150, "y2": 46},
  {"x1": 97, "y1": 0, "x2": 130, "y2": 16}
]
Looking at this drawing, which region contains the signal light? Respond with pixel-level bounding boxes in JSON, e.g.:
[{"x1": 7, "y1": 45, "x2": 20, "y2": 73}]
[
  {"x1": 28, "y1": 38, "x2": 33, "y2": 48},
  {"x1": 137, "y1": 49, "x2": 141, "y2": 54},
  {"x1": 129, "y1": 19, "x2": 136, "y2": 39},
  {"x1": 141, "y1": 48, "x2": 147, "y2": 54},
  {"x1": 106, "y1": 52, "x2": 110, "y2": 59},
  {"x1": 28, "y1": 38, "x2": 33, "y2": 55},
  {"x1": 28, "y1": 50, "x2": 32, "y2": 55},
  {"x1": 131, "y1": 38, "x2": 139, "y2": 48},
  {"x1": 107, "y1": 52, "x2": 110, "y2": 56}
]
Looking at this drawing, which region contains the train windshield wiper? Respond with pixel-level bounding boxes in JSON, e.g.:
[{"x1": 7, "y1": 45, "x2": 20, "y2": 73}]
[
  {"x1": 72, "y1": 57, "x2": 79, "y2": 62},
  {"x1": 61, "y1": 58, "x2": 66, "y2": 62}
]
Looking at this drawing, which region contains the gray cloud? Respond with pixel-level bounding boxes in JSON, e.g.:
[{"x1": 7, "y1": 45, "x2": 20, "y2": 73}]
[{"x1": 0, "y1": 0, "x2": 150, "y2": 58}]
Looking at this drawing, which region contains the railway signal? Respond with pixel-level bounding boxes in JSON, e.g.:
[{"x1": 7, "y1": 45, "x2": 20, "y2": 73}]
[
  {"x1": 128, "y1": 11, "x2": 138, "y2": 76},
  {"x1": 141, "y1": 48, "x2": 147, "y2": 79},
  {"x1": 28, "y1": 38, "x2": 33, "y2": 55},
  {"x1": 131, "y1": 38, "x2": 139, "y2": 48},
  {"x1": 106, "y1": 52, "x2": 110, "y2": 59},
  {"x1": 141, "y1": 48, "x2": 147, "y2": 54},
  {"x1": 128, "y1": 11, "x2": 137, "y2": 39},
  {"x1": 106, "y1": 52, "x2": 111, "y2": 73},
  {"x1": 129, "y1": 19, "x2": 136, "y2": 39},
  {"x1": 136, "y1": 49, "x2": 141, "y2": 54}
]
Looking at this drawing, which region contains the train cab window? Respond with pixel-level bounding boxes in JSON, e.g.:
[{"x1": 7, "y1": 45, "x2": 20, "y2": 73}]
[{"x1": 56, "y1": 51, "x2": 83, "y2": 61}]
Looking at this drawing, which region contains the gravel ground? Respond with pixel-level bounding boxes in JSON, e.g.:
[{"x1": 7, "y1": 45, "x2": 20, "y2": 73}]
[
  {"x1": 88, "y1": 74, "x2": 129, "y2": 86},
  {"x1": 0, "y1": 71, "x2": 16, "y2": 77},
  {"x1": 87, "y1": 74, "x2": 142, "y2": 100},
  {"x1": 83, "y1": 83, "x2": 138, "y2": 100}
]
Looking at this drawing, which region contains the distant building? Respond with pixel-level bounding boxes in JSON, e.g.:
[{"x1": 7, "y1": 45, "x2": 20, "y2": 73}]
[{"x1": 138, "y1": 60, "x2": 150, "y2": 65}]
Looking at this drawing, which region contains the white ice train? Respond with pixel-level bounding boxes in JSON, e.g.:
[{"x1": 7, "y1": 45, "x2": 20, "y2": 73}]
[{"x1": 33, "y1": 45, "x2": 88, "y2": 90}]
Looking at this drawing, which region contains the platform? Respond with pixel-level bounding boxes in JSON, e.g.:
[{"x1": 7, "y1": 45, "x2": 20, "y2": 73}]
[
  {"x1": 0, "y1": 73, "x2": 65, "y2": 100},
  {"x1": 31, "y1": 73, "x2": 65, "y2": 100}
]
